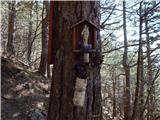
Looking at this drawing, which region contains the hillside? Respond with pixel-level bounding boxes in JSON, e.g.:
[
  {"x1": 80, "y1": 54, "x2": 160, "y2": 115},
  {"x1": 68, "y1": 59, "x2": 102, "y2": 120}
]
[{"x1": 1, "y1": 57, "x2": 51, "y2": 120}]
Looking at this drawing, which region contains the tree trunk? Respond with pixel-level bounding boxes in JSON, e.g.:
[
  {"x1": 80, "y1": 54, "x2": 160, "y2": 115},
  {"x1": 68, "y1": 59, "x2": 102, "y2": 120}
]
[
  {"x1": 47, "y1": 1, "x2": 102, "y2": 120},
  {"x1": 122, "y1": 1, "x2": 131, "y2": 120},
  {"x1": 139, "y1": 4, "x2": 144, "y2": 120},
  {"x1": 27, "y1": 2, "x2": 33, "y2": 64},
  {"x1": 7, "y1": 1, "x2": 16, "y2": 55},
  {"x1": 145, "y1": 12, "x2": 154, "y2": 120},
  {"x1": 112, "y1": 66, "x2": 116, "y2": 119},
  {"x1": 39, "y1": 1, "x2": 49, "y2": 75},
  {"x1": 131, "y1": 2, "x2": 143, "y2": 120}
]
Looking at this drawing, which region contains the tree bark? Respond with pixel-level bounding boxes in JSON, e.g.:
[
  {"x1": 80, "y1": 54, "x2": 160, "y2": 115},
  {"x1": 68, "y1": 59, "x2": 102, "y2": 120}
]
[
  {"x1": 47, "y1": 1, "x2": 102, "y2": 120},
  {"x1": 122, "y1": 1, "x2": 131, "y2": 120},
  {"x1": 145, "y1": 11, "x2": 154, "y2": 120},
  {"x1": 131, "y1": 2, "x2": 143, "y2": 120},
  {"x1": 112, "y1": 66, "x2": 116, "y2": 119},
  {"x1": 39, "y1": 1, "x2": 49, "y2": 75},
  {"x1": 27, "y1": 2, "x2": 33, "y2": 64},
  {"x1": 7, "y1": 1, "x2": 16, "y2": 55}
]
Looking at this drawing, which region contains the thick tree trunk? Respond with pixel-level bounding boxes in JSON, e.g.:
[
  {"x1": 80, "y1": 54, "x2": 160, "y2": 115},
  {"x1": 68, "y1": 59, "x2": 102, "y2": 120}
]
[
  {"x1": 39, "y1": 1, "x2": 49, "y2": 75},
  {"x1": 122, "y1": 1, "x2": 131, "y2": 120},
  {"x1": 47, "y1": 1, "x2": 102, "y2": 120},
  {"x1": 7, "y1": 1, "x2": 16, "y2": 55}
]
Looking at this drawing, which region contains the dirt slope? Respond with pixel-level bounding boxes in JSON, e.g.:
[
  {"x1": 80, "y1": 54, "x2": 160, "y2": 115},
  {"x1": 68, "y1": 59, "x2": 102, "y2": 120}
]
[{"x1": 1, "y1": 57, "x2": 51, "y2": 120}]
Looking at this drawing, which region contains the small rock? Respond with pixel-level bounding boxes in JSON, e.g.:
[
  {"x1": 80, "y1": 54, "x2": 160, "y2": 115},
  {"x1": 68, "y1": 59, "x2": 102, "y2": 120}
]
[
  {"x1": 36, "y1": 102, "x2": 44, "y2": 109},
  {"x1": 29, "y1": 109, "x2": 46, "y2": 120}
]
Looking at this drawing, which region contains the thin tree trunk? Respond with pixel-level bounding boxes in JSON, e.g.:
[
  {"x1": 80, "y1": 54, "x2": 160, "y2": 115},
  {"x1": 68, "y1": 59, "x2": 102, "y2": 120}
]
[
  {"x1": 139, "y1": 57, "x2": 144, "y2": 120},
  {"x1": 27, "y1": 2, "x2": 33, "y2": 64},
  {"x1": 131, "y1": 2, "x2": 143, "y2": 120},
  {"x1": 138, "y1": 11, "x2": 145, "y2": 120},
  {"x1": 47, "y1": 1, "x2": 102, "y2": 120},
  {"x1": 39, "y1": 1, "x2": 49, "y2": 75},
  {"x1": 112, "y1": 66, "x2": 116, "y2": 119},
  {"x1": 145, "y1": 12, "x2": 154, "y2": 120},
  {"x1": 122, "y1": 1, "x2": 131, "y2": 120},
  {"x1": 7, "y1": 1, "x2": 16, "y2": 55}
]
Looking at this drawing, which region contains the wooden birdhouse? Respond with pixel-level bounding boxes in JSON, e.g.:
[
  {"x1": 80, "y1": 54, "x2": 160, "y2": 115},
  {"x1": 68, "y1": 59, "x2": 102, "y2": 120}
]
[{"x1": 71, "y1": 19, "x2": 99, "y2": 53}]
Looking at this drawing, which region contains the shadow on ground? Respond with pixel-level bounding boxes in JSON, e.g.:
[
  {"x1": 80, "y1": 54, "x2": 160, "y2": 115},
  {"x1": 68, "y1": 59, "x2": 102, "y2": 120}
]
[{"x1": 1, "y1": 57, "x2": 51, "y2": 120}]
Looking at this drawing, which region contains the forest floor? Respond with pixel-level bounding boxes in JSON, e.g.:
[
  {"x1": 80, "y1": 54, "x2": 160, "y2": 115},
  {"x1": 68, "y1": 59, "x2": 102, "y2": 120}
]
[{"x1": 1, "y1": 56, "x2": 51, "y2": 120}]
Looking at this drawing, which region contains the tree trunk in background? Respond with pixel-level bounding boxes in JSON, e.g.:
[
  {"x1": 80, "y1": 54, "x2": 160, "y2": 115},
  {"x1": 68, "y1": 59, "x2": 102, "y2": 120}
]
[
  {"x1": 139, "y1": 54, "x2": 144, "y2": 120},
  {"x1": 145, "y1": 13, "x2": 155, "y2": 120},
  {"x1": 27, "y1": 2, "x2": 33, "y2": 64},
  {"x1": 39, "y1": 1, "x2": 49, "y2": 75},
  {"x1": 47, "y1": 1, "x2": 102, "y2": 120},
  {"x1": 139, "y1": 5, "x2": 144, "y2": 120},
  {"x1": 131, "y1": 2, "x2": 143, "y2": 120},
  {"x1": 112, "y1": 66, "x2": 116, "y2": 119},
  {"x1": 122, "y1": 1, "x2": 131, "y2": 120},
  {"x1": 7, "y1": 1, "x2": 16, "y2": 55}
]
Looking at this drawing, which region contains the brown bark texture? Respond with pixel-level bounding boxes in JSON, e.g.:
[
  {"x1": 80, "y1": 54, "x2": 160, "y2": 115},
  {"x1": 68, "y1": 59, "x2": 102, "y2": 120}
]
[
  {"x1": 122, "y1": 1, "x2": 131, "y2": 120},
  {"x1": 47, "y1": 1, "x2": 102, "y2": 120},
  {"x1": 7, "y1": 1, "x2": 16, "y2": 55},
  {"x1": 27, "y1": 2, "x2": 33, "y2": 63},
  {"x1": 131, "y1": 2, "x2": 143, "y2": 120},
  {"x1": 39, "y1": 1, "x2": 49, "y2": 75},
  {"x1": 145, "y1": 11, "x2": 155, "y2": 120},
  {"x1": 111, "y1": 66, "x2": 116, "y2": 119}
]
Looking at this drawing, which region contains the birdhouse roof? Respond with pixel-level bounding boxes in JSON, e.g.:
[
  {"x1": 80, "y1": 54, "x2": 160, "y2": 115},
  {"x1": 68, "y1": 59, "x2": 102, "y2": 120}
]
[{"x1": 71, "y1": 19, "x2": 99, "y2": 29}]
